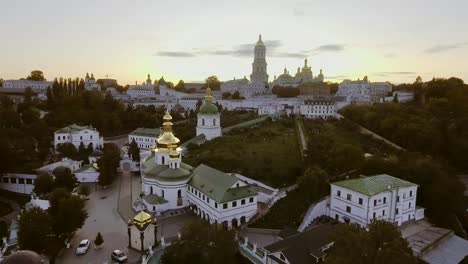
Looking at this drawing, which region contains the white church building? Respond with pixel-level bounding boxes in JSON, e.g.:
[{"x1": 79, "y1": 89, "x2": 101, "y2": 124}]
[
  {"x1": 196, "y1": 88, "x2": 222, "y2": 140},
  {"x1": 54, "y1": 124, "x2": 103, "y2": 150},
  {"x1": 140, "y1": 111, "x2": 257, "y2": 228}
]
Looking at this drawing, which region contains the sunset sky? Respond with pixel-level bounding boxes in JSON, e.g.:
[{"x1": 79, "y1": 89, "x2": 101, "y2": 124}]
[{"x1": 1, "y1": 0, "x2": 467, "y2": 85}]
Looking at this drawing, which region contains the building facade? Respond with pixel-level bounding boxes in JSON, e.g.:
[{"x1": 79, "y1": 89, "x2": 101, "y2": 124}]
[
  {"x1": 329, "y1": 174, "x2": 424, "y2": 227},
  {"x1": 129, "y1": 128, "x2": 159, "y2": 150},
  {"x1": 54, "y1": 124, "x2": 103, "y2": 150},
  {"x1": 299, "y1": 98, "x2": 336, "y2": 119},
  {"x1": 84, "y1": 73, "x2": 101, "y2": 91},
  {"x1": 196, "y1": 88, "x2": 222, "y2": 141},
  {"x1": 337, "y1": 76, "x2": 392, "y2": 103},
  {"x1": 140, "y1": 111, "x2": 257, "y2": 228},
  {"x1": 2, "y1": 80, "x2": 52, "y2": 92},
  {"x1": 271, "y1": 59, "x2": 324, "y2": 88}
]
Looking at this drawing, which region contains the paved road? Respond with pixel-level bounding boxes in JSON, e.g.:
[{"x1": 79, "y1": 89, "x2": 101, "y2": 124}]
[{"x1": 55, "y1": 182, "x2": 140, "y2": 264}]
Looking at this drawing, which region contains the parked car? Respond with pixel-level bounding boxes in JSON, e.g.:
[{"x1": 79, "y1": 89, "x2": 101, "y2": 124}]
[
  {"x1": 75, "y1": 239, "x2": 90, "y2": 255},
  {"x1": 111, "y1": 250, "x2": 128, "y2": 262}
]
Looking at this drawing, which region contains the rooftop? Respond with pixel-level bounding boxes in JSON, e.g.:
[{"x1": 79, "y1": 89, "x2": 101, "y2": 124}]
[
  {"x1": 332, "y1": 174, "x2": 417, "y2": 196},
  {"x1": 55, "y1": 123, "x2": 95, "y2": 134},
  {"x1": 143, "y1": 194, "x2": 168, "y2": 205},
  {"x1": 130, "y1": 127, "x2": 159, "y2": 138},
  {"x1": 189, "y1": 164, "x2": 257, "y2": 203},
  {"x1": 264, "y1": 224, "x2": 335, "y2": 264}
]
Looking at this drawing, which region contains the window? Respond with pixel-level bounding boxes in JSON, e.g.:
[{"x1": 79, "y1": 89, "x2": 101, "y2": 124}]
[
  {"x1": 346, "y1": 194, "x2": 352, "y2": 201},
  {"x1": 383, "y1": 197, "x2": 387, "y2": 204},
  {"x1": 249, "y1": 197, "x2": 254, "y2": 203},
  {"x1": 410, "y1": 190, "x2": 413, "y2": 197},
  {"x1": 26, "y1": 179, "x2": 33, "y2": 185},
  {"x1": 409, "y1": 202, "x2": 411, "y2": 208},
  {"x1": 241, "y1": 199, "x2": 245, "y2": 205},
  {"x1": 202, "y1": 118, "x2": 205, "y2": 126},
  {"x1": 382, "y1": 210, "x2": 386, "y2": 216},
  {"x1": 358, "y1": 198, "x2": 363, "y2": 205},
  {"x1": 223, "y1": 203, "x2": 228, "y2": 209},
  {"x1": 395, "y1": 208, "x2": 399, "y2": 215},
  {"x1": 18, "y1": 178, "x2": 25, "y2": 184},
  {"x1": 161, "y1": 190, "x2": 165, "y2": 198},
  {"x1": 346, "y1": 206, "x2": 351, "y2": 213},
  {"x1": 207, "y1": 198, "x2": 210, "y2": 203},
  {"x1": 90, "y1": 135, "x2": 93, "y2": 139},
  {"x1": 374, "y1": 200, "x2": 377, "y2": 206},
  {"x1": 236, "y1": 183, "x2": 240, "y2": 187},
  {"x1": 80, "y1": 136, "x2": 83, "y2": 140},
  {"x1": 396, "y1": 196, "x2": 400, "y2": 202},
  {"x1": 373, "y1": 212, "x2": 376, "y2": 219},
  {"x1": 213, "y1": 119, "x2": 216, "y2": 126},
  {"x1": 337, "y1": 190, "x2": 341, "y2": 197},
  {"x1": 215, "y1": 202, "x2": 218, "y2": 208},
  {"x1": 2, "y1": 177, "x2": 9, "y2": 183},
  {"x1": 10, "y1": 178, "x2": 16, "y2": 184},
  {"x1": 232, "y1": 201, "x2": 237, "y2": 207}
]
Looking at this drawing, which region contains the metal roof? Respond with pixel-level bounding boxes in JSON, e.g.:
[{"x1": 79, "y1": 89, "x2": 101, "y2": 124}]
[{"x1": 331, "y1": 174, "x2": 417, "y2": 196}]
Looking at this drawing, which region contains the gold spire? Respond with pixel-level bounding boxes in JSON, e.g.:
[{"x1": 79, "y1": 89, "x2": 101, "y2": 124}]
[
  {"x1": 157, "y1": 111, "x2": 180, "y2": 146},
  {"x1": 205, "y1": 87, "x2": 213, "y2": 104}
]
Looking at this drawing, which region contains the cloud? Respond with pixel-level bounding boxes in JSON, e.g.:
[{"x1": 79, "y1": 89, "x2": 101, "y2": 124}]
[
  {"x1": 155, "y1": 39, "x2": 309, "y2": 59},
  {"x1": 424, "y1": 43, "x2": 467, "y2": 53},
  {"x1": 384, "y1": 53, "x2": 397, "y2": 58},
  {"x1": 374, "y1": 71, "x2": 416, "y2": 77},
  {"x1": 155, "y1": 51, "x2": 196, "y2": 57},
  {"x1": 313, "y1": 44, "x2": 346, "y2": 52}
]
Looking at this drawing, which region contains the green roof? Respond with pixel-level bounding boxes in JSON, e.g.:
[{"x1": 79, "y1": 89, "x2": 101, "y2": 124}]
[
  {"x1": 130, "y1": 127, "x2": 159, "y2": 137},
  {"x1": 332, "y1": 174, "x2": 417, "y2": 196},
  {"x1": 141, "y1": 154, "x2": 193, "y2": 182},
  {"x1": 55, "y1": 124, "x2": 94, "y2": 133},
  {"x1": 143, "y1": 194, "x2": 168, "y2": 205},
  {"x1": 199, "y1": 102, "x2": 218, "y2": 114},
  {"x1": 189, "y1": 164, "x2": 257, "y2": 203}
]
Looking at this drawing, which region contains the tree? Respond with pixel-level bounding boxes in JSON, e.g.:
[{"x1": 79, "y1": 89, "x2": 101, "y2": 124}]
[
  {"x1": 23, "y1": 87, "x2": 34, "y2": 106},
  {"x1": 326, "y1": 220, "x2": 417, "y2": 264},
  {"x1": 158, "y1": 76, "x2": 167, "y2": 85},
  {"x1": 95, "y1": 232, "x2": 104, "y2": 246},
  {"x1": 18, "y1": 207, "x2": 53, "y2": 254},
  {"x1": 222, "y1": 92, "x2": 232, "y2": 99},
  {"x1": 328, "y1": 143, "x2": 364, "y2": 174},
  {"x1": 97, "y1": 143, "x2": 121, "y2": 186},
  {"x1": 48, "y1": 188, "x2": 71, "y2": 216},
  {"x1": 33, "y1": 172, "x2": 54, "y2": 195},
  {"x1": 52, "y1": 195, "x2": 88, "y2": 237},
  {"x1": 0, "y1": 138, "x2": 15, "y2": 175},
  {"x1": 232, "y1": 91, "x2": 241, "y2": 99},
  {"x1": 205, "y1": 75, "x2": 221, "y2": 90},
  {"x1": 56, "y1": 143, "x2": 78, "y2": 159},
  {"x1": 297, "y1": 167, "x2": 329, "y2": 202},
  {"x1": 174, "y1": 80, "x2": 186, "y2": 92},
  {"x1": 128, "y1": 139, "x2": 140, "y2": 161},
  {"x1": 53, "y1": 168, "x2": 78, "y2": 191},
  {"x1": 26, "y1": 70, "x2": 46, "y2": 81},
  {"x1": 161, "y1": 220, "x2": 238, "y2": 264}
]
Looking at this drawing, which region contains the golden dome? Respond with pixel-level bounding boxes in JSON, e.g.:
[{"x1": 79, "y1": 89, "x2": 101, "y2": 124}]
[{"x1": 157, "y1": 111, "x2": 180, "y2": 146}]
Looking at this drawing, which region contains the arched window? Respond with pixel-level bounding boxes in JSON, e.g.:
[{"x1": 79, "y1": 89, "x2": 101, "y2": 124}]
[
  {"x1": 202, "y1": 118, "x2": 205, "y2": 126},
  {"x1": 150, "y1": 186, "x2": 154, "y2": 194},
  {"x1": 161, "y1": 156, "x2": 165, "y2": 164},
  {"x1": 161, "y1": 190, "x2": 165, "y2": 198},
  {"x1": 213, "y1": 119, "x2": 216, "y2": 126},
  {"x1": 177, "y1": 190, "x2": 182, "y2": 198}
]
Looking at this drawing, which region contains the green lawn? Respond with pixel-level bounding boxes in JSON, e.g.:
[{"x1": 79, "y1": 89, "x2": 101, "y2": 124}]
[{"x1": 184, "y1": 118, "x2": 303, "y2": 187}]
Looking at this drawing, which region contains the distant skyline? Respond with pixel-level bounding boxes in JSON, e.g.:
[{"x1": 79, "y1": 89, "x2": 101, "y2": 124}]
[{"x1": 1, "y1": 0, "x2": 467, "y2": 85}]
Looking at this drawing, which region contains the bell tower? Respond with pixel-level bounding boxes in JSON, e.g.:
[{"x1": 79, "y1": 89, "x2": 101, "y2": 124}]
[{"x1": 250, "y1": 34, "x2": 269, "y2": 84}]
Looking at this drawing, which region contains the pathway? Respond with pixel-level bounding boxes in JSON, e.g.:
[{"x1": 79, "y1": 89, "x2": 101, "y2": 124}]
[
  {"x1": 336, "y1": 113, "x2": 406, "y2": 151},
  {"x1": 294, "y1": 116, "x2": 307, "y2": 158}
]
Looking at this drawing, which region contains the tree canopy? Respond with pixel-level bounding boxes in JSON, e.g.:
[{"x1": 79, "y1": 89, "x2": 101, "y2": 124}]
[
  {"x1": 26, "y1": 70, "x2": 46, "y2": 81},
  {"x1": 204, "y1": 75, "x2": 221, "y2": 90}
]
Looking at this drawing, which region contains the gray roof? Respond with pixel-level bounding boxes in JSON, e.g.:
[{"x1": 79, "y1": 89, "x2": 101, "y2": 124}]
[
  {"x1": 265, "y1": 224, "x2": 335, "y2": 264},
  {"x1": 406, "y1": 227, "x2": 468, "y2": 264},
  {"x1": 141, "y1": 154, "x2": 193, "y2": 182},
  {"x1": 189, "y1": 164, "x2": 257, "y2": 203},
  {"x1": 143, "y1": 194, "x2": 168, "y2": 205},
  {"x1": 332, "y1": 174, "x2": 417, "y2": 196}
]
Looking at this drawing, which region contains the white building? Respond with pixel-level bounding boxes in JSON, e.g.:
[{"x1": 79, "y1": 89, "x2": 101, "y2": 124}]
[
  {"x1": 0, "y1": 174, "x2": 36, "y2": 194},
  {"x1": 299, "y1": 98, "x2": 336, "y2": 119},
  {"x1": 126, "y1": 74, "x2": 156, "y2": 99},
  {"x1": 54, "y1": 124, "x2": 103, "y2": 150},
  {"x1": 129, "y1": 128, "x2": 159, "y2": 150},
  {"x1": 329, "y1": 174, "x2": 425, "y2": 227},
  {"x1": 2, "y1": 80, "x2": 52, "y2": 92},
  {"x1": 140, "y1": 111, "x2": 257, "y2": 228},
  {"x1": 337, "y1": 76, "x2": 392, "y2": 103},
  {"x1": 196, "y1": 88, "x2": 222, "y2": 141},
  {"x1": 84, "y1": 73, "x2": 101, "y2": 91},
  {"x1": 36, "y1": 158, "x2": 99, "y2": 183}
]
